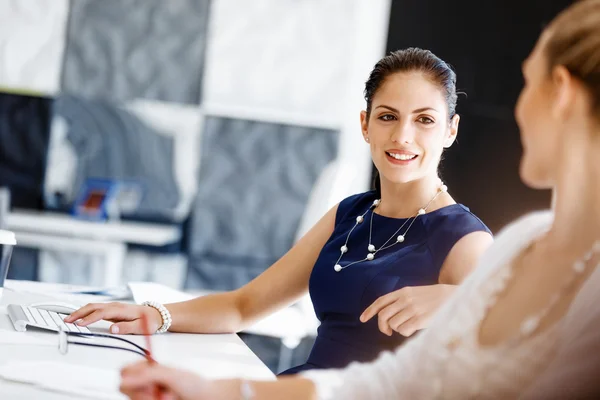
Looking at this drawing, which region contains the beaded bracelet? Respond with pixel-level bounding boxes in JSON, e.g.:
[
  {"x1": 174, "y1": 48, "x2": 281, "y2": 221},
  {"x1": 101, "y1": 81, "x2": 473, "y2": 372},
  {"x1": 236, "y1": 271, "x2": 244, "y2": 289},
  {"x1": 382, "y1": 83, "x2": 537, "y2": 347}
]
[{"x1": 141, "y1": 301, "x2": 172, "y2": 333}]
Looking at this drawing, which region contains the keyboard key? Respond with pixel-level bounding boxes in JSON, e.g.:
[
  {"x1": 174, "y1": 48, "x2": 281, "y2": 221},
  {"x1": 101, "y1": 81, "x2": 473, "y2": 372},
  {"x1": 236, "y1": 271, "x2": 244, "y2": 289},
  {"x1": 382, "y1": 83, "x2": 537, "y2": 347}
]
[
  {"x1": 38, "y1": 309, "x2": 57, "y2": 327},
  {"x1": 27, "y1": 307, "x2": 46, "y2": 326},
  {"x1": 50, "y1": 312, "x2": 69, "y2": 331},
  {"x1": 65, "y1": 321, "x2": 78, "y2": 332},
  {"x1": 21, "y1": 306, "x2": 35, "y2": 323},
  {"x1": 16, "y1": 305, "x2": 91, "y2": 334},
  {"x1": 76, "y1": 324, "x2": 91, "y2": 334}
]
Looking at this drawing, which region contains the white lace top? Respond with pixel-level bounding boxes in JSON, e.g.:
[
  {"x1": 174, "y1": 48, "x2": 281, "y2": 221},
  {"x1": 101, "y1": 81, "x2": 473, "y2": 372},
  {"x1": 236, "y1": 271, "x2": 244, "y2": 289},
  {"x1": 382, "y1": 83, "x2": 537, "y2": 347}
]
[{"x1": 303, "y1": 211, "x2": 600, "y2": 399}]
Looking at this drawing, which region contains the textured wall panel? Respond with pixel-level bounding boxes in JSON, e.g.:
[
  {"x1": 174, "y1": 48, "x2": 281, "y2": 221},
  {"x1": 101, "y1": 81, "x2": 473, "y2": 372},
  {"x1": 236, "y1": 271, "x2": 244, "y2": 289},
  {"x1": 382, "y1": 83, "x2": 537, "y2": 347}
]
[
  {"x1": 0, "y1": 0, "x2": 69, "y2": 94},
  {"x1": 125, "y1": 100, "x2": 203, "y2": 220},
  {"x1": 203, "y1": 0, "x2": 358, "y2": 124},
  {"x1": 50, "y1": 95, "x2": 181, "y2": 220},
  {"x1": 186, "y1": 117, "x2": 338, "y2": 290},
  {"x1": 62, "y1": 0, "x2": 210, "y2": 104}
]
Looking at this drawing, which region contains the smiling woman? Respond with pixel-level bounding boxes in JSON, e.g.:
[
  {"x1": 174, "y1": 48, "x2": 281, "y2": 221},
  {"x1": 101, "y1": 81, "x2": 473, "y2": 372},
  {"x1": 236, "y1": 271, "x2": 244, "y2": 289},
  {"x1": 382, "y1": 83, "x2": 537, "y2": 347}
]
[
  {"x1": 65, "y1": 47, "x2": 493, "y2": 379},
  {"x1": 363, "y1": 48, "x2": 460, "y2": 203}
]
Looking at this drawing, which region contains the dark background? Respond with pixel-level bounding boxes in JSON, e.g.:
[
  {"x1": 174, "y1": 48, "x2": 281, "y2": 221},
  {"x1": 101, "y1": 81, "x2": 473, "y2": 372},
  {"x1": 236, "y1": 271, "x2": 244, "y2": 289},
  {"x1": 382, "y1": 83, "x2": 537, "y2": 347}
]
[{"x1": 385, "y1": 0, "x2": 573, "y2": 232}]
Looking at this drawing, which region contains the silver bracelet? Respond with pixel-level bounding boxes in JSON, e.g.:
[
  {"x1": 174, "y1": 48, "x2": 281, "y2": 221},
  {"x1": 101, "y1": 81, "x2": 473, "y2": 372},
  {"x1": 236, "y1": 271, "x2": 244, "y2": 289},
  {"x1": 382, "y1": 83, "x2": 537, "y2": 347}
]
[
  {"x1": 240, "y1": 380, "x2": 254, "y2": 400},
  {"x1": 141, "y1": 301, "x2": 172, "y2": 333}
]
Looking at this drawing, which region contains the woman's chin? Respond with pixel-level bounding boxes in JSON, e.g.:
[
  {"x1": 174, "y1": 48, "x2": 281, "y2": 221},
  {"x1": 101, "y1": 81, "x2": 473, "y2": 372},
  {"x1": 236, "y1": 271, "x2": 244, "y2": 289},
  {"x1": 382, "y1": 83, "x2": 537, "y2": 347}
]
[
  {"x1": 519, "y1": 163, "x2": 553, "y2": 190},
  {"x1": 380, "y1": 173, "x2": 420, "y2": 186}
]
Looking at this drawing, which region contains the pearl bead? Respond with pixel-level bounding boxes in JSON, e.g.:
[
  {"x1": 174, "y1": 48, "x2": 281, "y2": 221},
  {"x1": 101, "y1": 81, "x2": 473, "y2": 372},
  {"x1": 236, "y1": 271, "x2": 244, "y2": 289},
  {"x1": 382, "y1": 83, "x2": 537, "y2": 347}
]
[
  {"x1": 397, "y1": 235, "x2": 405, "y2": 243},
  {"x1": 418, "y1": 209, "x2": 426, "y2": 215},
  {"x1": 366, "y1": 253, "x2": 374, "y2": 261},
  {"x1": 340, "y1": 245, "x2": 348, "y2": 254},
  {"x1": 356, "y1": 215, "x2": 363, "y2": 223},
  {"x1": 573, "y1": 260, "x2": 586, "y2": 273},
  {"x1": 373, "y1": 199, "x2": 380, "y2": 207},
  {"x1": 368, "y1": 244, "x2": 375, "y2": 252},
  {"x1": 440, "y1": 184, "x2": 448, "y2": 193},
  {"x1": 334, "y1": 264, "x2": 342, "y2": 272},
  {"x1": 520, "y1": 316, "x2": 539, "y2": 336}
]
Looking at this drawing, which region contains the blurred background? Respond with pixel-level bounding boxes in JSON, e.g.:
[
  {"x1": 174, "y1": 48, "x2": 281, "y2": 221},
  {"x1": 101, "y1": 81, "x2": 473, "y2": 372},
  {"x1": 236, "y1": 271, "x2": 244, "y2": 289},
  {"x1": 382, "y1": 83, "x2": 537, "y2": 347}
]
[{"x1": 0, "y1": 0, "x2": 571, "y2": 373}]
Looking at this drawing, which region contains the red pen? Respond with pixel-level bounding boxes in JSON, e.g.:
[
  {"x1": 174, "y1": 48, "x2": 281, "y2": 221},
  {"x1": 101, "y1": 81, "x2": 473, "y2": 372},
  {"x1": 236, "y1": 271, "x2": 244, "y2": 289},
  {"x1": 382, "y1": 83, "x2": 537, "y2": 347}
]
[{"x1": 140, "y1": 313, "x2": 160, "y2": 399}]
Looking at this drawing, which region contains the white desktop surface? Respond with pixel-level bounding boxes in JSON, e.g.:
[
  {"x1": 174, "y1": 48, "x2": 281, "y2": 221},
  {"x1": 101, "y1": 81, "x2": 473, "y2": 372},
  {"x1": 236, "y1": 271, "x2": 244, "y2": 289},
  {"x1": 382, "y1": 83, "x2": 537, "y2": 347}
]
[
  {"x1": 7, "y1": 209, "x2": 181, "y2": 246},
  {"x1": 0, "y1": 289, "x2": 274, "y2": 399}
]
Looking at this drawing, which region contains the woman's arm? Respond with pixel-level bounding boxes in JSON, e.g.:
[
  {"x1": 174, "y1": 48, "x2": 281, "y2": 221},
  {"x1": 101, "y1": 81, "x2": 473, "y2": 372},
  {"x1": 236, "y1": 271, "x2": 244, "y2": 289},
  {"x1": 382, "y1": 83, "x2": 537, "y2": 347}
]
[
  {"x1": 360, "y1": 230, "x2": 493, "y2": 336},
  {"x1": 156, "y1": 203, "x2": 339, "y2": 333},
  {"x1": 120, "y1": 329, "x2": 437, "y2": 400},
  {"x1": 67, "y1": 203, "x2": 339, "y2": 335},
  {"x1": 120, "y1": 361, "x2": 319, "y2": 399},
  {"x1": 438, "y1": 231, "x2": 493, "y2": 285}
]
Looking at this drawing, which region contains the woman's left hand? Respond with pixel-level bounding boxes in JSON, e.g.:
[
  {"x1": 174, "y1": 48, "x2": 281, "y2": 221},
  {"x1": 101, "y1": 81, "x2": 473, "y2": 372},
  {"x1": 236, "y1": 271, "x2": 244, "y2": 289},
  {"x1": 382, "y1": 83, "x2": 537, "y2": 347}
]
[
  {"x1": 360, "y1": 284, "x2": 457, "y2": 337},
  {"x1": 120, "y1": 361, "x2": 239, "y2": 400}
]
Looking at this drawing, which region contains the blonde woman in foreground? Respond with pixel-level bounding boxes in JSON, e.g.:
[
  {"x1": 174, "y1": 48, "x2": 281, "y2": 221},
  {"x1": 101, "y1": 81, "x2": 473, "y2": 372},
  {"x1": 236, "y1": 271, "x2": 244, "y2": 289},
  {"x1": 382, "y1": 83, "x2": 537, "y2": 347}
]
[{"x1": 119, "y1": 1, "x2": 600, "y2": 398}]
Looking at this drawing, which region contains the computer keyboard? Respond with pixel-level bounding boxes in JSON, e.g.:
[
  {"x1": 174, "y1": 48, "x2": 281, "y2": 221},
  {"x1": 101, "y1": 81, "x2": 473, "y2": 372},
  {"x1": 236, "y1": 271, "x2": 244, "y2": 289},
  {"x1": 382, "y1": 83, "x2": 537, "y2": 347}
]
[{"x1": 7, "y1": 304, "x2": 91, "y2": 334}]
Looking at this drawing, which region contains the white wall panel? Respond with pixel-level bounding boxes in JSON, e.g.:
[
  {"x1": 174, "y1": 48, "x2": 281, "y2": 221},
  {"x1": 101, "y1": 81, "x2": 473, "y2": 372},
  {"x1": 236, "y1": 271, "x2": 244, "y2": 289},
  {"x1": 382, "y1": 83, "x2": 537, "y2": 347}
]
[{"x1": 0, "y1": 0, "x2": 69, "y2": 94}]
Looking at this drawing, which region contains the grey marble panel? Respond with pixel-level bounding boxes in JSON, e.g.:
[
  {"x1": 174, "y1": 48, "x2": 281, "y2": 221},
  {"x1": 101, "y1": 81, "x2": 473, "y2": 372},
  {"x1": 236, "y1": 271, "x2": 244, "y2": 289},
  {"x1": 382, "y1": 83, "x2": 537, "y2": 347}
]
[
  {"x1": 186, "y1": 117, "x2": 338, "y2": 290},
  {"x1": 62, "y1": 0, "x2": 210, "y2": 104}
]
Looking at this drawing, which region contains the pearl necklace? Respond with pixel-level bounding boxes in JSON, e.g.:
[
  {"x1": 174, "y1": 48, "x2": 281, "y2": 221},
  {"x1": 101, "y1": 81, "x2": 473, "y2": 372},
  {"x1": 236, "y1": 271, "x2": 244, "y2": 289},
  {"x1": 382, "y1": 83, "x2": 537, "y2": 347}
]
[
  {"x1": 333, "y1": 183, "x2": 448, "y2": 272},
  {"x1": 432, "y1": 239, "x2": 600, "y2": 399}
]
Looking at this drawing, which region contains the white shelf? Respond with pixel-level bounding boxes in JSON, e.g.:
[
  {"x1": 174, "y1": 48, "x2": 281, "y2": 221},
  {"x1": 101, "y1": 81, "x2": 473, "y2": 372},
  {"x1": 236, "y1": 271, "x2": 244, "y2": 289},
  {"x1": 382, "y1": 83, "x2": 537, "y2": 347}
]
[{"x1": 7, "y1": 209, "x2": 181, "y2": 247}]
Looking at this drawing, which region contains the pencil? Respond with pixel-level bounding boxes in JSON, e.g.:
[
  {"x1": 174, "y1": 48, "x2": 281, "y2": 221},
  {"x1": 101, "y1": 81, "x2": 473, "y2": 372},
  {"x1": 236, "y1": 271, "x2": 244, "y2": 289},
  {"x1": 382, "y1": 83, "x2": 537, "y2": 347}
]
[{"x1": 140, "y1": 312, "x2": 160, "y2": 399}]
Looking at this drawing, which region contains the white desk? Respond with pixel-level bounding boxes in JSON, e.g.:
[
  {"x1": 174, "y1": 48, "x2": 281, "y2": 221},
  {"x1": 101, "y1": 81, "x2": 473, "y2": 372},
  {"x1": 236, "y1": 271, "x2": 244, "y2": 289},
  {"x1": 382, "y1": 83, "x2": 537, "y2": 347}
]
[
  {"x1": 0, "y1": 289, "x2": 274, "y2": 399},
  {"x1": 6, "y1": 280, "x2": 318, "y2": 373},
  {"x1": 6, "y1": 210, "x2": 181, "y2": 246},
  {"x1": 6, "y1": 210, "x2": 182, "y2": 287}
]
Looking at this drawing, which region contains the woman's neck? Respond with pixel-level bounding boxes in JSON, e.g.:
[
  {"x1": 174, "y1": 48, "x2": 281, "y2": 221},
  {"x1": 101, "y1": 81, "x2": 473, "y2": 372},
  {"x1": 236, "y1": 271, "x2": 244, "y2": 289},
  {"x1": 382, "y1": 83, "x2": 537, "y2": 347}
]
[
  {"x1": 546, "y1": 127, "x2": 600, "y2": 258},
  {"x1": 377, "y1": 175, "x2": 449, "y2": 219}
]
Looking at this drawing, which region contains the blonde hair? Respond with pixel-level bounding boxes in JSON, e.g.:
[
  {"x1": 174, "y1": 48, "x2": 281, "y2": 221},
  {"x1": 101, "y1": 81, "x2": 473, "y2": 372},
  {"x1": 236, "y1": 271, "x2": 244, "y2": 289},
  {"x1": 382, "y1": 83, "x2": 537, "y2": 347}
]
[{"x1": 545, "y1": 0, "x2": 600, "y2": 114}]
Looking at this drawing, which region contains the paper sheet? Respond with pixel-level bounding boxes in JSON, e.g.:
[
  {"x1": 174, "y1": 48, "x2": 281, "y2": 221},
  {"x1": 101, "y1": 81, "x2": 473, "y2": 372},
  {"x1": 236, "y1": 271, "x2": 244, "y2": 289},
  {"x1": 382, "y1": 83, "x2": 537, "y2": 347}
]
[
  {"x1": 0, "y1": 361, "x2": 126, "y2": 400},
  {"x1": 127, "y1": 282, "x2": 196, "y2": 304}
]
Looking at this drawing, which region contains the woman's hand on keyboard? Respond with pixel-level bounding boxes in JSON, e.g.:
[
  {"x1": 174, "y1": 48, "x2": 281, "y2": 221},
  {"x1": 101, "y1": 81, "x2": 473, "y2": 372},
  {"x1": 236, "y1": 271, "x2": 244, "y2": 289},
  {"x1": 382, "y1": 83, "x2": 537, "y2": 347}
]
[{"x1": 63, "y1": 303, "x2": 163, "y2": 335}]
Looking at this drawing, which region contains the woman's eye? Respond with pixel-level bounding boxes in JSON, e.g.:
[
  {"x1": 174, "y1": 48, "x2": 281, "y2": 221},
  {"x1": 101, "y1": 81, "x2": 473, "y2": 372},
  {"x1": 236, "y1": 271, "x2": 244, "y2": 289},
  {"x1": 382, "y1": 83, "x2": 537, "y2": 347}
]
[
  {"x1": 378, "y1": 114, "x2": 396, "y2": 122},
  {"x1": 418, "y1": 116, "x2": 434, "y2": 124}
]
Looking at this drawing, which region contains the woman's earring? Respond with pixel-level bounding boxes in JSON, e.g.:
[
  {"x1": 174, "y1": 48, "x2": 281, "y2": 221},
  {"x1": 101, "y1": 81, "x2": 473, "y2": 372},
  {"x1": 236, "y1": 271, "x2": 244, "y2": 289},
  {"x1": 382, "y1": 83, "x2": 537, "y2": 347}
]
[{"x1": 365, "y1": 137, "x2": 370, "y2": 143}]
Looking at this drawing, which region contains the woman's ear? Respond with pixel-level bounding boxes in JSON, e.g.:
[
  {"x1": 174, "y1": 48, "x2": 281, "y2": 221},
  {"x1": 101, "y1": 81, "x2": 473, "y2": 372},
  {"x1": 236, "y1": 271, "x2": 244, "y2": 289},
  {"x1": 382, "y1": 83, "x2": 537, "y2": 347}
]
[
  {"x1": 551, "y1": 65, "x2": 576, "y2": 120},
  {"x1": 360, "y1": 110, "x2": 369, "y2": 142},
  {"x1": 444, "y1": 114, "x2": 460, "y2": 148}
]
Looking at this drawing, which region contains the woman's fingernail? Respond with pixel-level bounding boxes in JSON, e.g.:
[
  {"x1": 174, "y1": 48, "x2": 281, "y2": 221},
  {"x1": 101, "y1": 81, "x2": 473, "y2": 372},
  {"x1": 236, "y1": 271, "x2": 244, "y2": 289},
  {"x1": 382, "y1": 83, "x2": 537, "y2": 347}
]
[{"x1": 111, "y1": 325, "x2": 119, "y2": 334}]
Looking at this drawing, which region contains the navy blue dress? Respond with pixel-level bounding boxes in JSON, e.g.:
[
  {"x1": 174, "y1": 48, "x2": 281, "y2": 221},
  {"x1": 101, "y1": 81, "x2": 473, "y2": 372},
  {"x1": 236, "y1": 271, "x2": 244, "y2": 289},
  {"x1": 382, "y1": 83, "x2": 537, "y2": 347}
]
[{"x1": 280, "y1": 191, "x2": 491, "y2": 375}]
